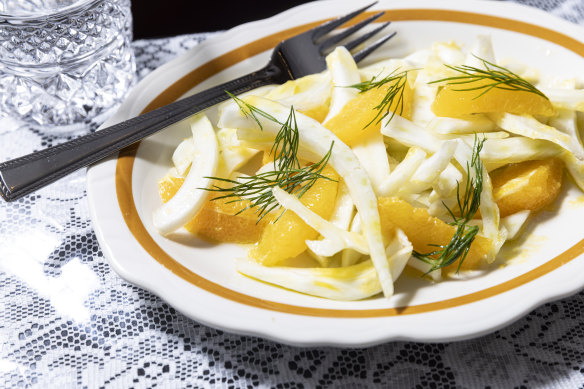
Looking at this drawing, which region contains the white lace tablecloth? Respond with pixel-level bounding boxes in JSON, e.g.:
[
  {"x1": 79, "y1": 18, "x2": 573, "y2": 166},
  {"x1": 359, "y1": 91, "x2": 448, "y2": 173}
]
[{"x1": 2, "y1": 1, "x2": 584, "y2": 387}]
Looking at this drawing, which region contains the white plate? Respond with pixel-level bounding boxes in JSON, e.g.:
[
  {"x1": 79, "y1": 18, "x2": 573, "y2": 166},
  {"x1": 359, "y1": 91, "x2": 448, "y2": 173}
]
[{"x1": 87, "y1": 0, "x2": 584, "y2": 346}]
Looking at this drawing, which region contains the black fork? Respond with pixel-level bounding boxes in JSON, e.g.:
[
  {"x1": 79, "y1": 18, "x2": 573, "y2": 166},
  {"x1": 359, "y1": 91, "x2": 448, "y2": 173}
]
[{"x1": 0, "y1": 2, "x2": 395, "y2": 202}]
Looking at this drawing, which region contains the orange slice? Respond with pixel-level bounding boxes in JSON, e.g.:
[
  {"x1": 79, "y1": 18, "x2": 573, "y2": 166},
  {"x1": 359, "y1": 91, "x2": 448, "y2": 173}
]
[
  {"x1": 377, "y1": 197, "x2": 491, "y2": 273},
  {"x1": 185, "y1": 198, "x2": 269, "y2": 244},
  {"x1": 261, "y1": 151, "x2": 273, "y2": 166},
  {"x1": 159, "y1": 175, "x2": 184, "y2": 203},
  {"x1": 300, "y1": 104, "x2": 330, "y2": 123},
  {"x1": 490, "y1": 158, "x2": 564, "y2": 218},
  {"x1": 250, "y1": 166, "x2": 339, "y2": 266},
  {"x1": 323, "y1": 78, "x2": 413, "y2": 146},
  {"x1": 432, "y1": 78, "x2": 555, "y2": 117},
  {"x1": 158, "y1": 175, "x2": 268, "y2": 243}
]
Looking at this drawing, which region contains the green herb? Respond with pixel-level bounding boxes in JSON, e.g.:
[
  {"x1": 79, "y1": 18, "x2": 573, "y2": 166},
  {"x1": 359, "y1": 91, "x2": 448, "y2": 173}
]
[
  {"x1": 205, "y1": 96, "x2": 334, "y2": 222},
  {"x1": 349, "y1": 68, "x2": 412, "y2": 127},
  {"x1": 227, "y1": 91, "x2": 278, "y2": 130},
  {"x1": 271, "y1": 106, "x2": 301, "y2": 172},
  {"x1": 413, "y1": 135, "x2": 486, "y2": 273},
  {"x1": 428, "y1": 55, "x2": 548, "y2": 99}
]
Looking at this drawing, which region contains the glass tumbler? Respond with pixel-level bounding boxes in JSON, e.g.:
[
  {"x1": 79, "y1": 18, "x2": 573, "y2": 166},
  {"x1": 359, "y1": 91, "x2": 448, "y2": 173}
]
[{"x1": 0, "y1": 0, "x2": 135, "y2": 130}]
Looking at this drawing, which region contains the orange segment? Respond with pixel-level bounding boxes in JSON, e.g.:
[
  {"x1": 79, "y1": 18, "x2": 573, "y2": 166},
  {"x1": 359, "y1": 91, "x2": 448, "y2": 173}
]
[
  {"x1": 261, "y1": 151, "x2": 274, "y2": 166},
  {"x1": 299, "y1": 104, "x2": 329, "y2": 123},
  {"x1": 250, "y1": 166, "x2": 339, "y2": 266},
  {"x1": 159, "y1": 175, "x2": 185, "y2": 203},
  {"x1": 490, "y1": 158, "x2": 564, "y2": 218},
  {"x1": 432, "y1": 78, "x2": 555, "y2": 117},
  {"x1": 158, "y1": 175, "x2": 268, "y2": 243},
  {"x1": 185, "y1": 198, "x2": 269, "y2": 244},
  {"x1": 323, "y1": 78, "x2": 413, "y2": 146},
  {"x1": 377, "y1": 197, "x2": 491, "y2": 273}
]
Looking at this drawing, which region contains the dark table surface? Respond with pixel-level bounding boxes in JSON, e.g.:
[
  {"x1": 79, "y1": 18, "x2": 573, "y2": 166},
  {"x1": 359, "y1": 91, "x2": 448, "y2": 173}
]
[{"x1": 131, "y1": 1, "x2": 314, "y2": 39}]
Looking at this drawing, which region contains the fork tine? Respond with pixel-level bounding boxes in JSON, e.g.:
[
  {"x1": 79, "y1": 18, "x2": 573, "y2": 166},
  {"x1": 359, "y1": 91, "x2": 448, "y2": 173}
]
[
  {"x1": 319, "y1": 11, "x2": 385, "y2": 53},
  {"x1": 352, "y1": 31, "x2": 397, "y2": 64},
  {"x1": 343, "y1": 21, "x2": 391, "y2": 52},
  {"x1": 311, "y1": 2, "x2": 378, "y2": 41}
]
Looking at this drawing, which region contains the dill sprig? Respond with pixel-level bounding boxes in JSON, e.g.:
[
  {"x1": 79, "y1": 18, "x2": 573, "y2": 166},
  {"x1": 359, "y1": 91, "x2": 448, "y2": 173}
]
[
  {"x1": 413, "y1": 135, "x2": 486, "y2": 273},
  {"x1": 271, "y1": 107, "x2": 301, "y2": 172},
  {"x1": 414, "y1": 223, "x2": 480, "y2": 273},
  {"x1": 205, "y1": 96, "x2": 334, "y2": 222},
  {"x1": 349, "y1": 68, "x2": 413, "y2": 127},
  {"x1": 428, "y1": 55, "x2": 548, "y2": 99},
  {"x1": 207, "y1": 148, "x2": 333, "y2": 222},
  {"x1": 227, "y1": 91, "x2": 278, "y2": 130}
]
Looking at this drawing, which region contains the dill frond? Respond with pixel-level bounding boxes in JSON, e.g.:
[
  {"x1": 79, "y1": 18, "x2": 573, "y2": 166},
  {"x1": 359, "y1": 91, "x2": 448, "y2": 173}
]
[
  {"x1": 349, "y1": 68, "x2": 413, "y2": 127},
  {"x1": 413, "y1": 135, "x2": 486, "y2": 273},
  {"x1": 428, "y1": 56, "x2": 548, "y2": 100},
  {"x1": 205, "y1": 97, "x2": 334, "y2": 222}
]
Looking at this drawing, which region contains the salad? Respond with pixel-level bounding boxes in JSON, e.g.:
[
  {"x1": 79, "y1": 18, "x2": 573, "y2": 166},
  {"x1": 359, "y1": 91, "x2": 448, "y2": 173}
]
[{"x1": 152, "y1": 35, "x2": 584, "y2": 301}]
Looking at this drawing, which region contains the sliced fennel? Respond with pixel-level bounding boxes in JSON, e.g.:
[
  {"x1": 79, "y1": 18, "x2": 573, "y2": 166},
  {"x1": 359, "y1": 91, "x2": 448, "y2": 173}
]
[
  {"x1": 236, "y1": 228, "x2": 412, "y2": 301},
  {"x1": 272, "y1": 186, "x2": 368, "y2": 257},
  {"x1": 489, "y1": 113, "x2": 584, "y2": 160},
  {"x1": 308, "y1": 180, "x2": 355, "y2": 265},
  {"x1": 378, "y1": 147, "x2": 427, "y2": 197},
  {"x1": 323, "y1": 46, "x2": 361, "y2": 122},
  {"x1": 342, "y1": 213, "x2": 364, "y2": 267},
  {"x1": 351, "y1": 132, "x2": 391, "y2": 194},
  {"x1": 153, "y1": 114, "x2": 219, "y2": 235},
  {"x1": 398, "y1": 140, "x2": 458, "y2": 197},
  {"x1": 427, "y1": 115, "x2": 496, "y2": 135},
  {"x1": 216, "y1": 127, "x2": 261, "y2": 177},
  {"x1": 171, "y1": 137, "x2": 195, "y2": 176}
]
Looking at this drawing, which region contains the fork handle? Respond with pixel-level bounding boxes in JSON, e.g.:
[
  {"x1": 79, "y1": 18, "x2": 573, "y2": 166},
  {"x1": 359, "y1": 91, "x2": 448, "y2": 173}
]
[{"x1": 0, "y1": 63, "x2": 285, "y2": 202}]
